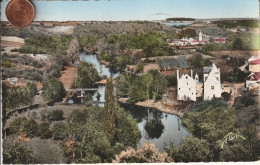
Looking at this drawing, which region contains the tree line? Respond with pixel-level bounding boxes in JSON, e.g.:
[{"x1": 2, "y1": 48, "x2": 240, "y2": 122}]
[
  {"x1": 116, "y1": 70, "x2": 167, "y2": 103},
  {"x1": 164, "y1": 98, "x2": 260, "y2": 162}
]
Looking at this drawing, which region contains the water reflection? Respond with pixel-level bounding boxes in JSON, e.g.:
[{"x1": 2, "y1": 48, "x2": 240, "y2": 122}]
[
  {"x1": 120, "y1": 104, "x2": 190, "y2": 152},
  {"x1": 144, "y1": 108, "x2": 165, "y2": 140}
]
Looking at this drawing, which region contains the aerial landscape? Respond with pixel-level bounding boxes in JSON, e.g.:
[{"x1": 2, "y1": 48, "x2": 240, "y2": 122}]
[{"x1": 1, "y1": 0, "x2": 260, "y2": 164}]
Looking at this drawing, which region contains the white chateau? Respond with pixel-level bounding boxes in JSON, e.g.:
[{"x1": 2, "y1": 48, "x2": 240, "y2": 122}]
[
  {"x1": 177, "y1": 70, "x2": 197, "y2": 101},
  {"x1": 177, "y1": 63, "x2": 222, "y2": 101}
]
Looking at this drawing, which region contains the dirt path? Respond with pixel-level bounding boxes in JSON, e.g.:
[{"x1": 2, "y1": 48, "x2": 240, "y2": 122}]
[
  {"x1": 229, "y1": 83, "x2": 245, "y2": 105},
  {"x1": 59, "y1": 66, "x2": 77, "y2": 89}
]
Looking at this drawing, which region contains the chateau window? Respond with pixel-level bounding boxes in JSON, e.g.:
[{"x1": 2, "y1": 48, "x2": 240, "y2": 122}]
[
  {"x1": 192, "y1": 93, "x2": 193, "y2": 95},
  {"x1": 186, "y1": 76, "x2": 188, "y2": 79},
  {"x1": 189, "y1": 88, "x2": 190, "y2": 91},
  {"x1": 179, "y1": 88, "x2": 181, "y2": 90},
  {"x1": 211, "y1": 86, "x2": 214, "y2": 90},
  {"x1": 187, "y1": 83, "x2": 188, "y2": 85}
]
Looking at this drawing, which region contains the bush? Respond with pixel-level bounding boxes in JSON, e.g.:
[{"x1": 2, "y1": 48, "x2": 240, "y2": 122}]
[
  {"x1": 85, "y1": 93, "x2": 93, "y2": 103},
  {"x1": 4, "y1": 143, "x2": 34, "y2": 164},
  {"x1": 37, "y1": 123, "x2": 51, "y2": 139},
  {"x1": 165, "y1": 136, "x2": 213, "y2": 162},
  {"x1": 100, "y1": 54, "x2": 112, "y2": 62},
  {"x1": 3, "y1": 82, "x2": 37, "y2": 110},
  {"x1": 2, "y1": 68, "x2": 43, "y2": 81},
  {"x1": 18, "y1": 36, "x2": 72, "y2": 54},
  {"x1": 113, "y1": 143, "x2": 172, "y2": 163},
  {"x1": 135, "y1": 63, "x2": 144, "y2": 73},
  {"x1": 50, "y1": 110, "x2": 64, "y2": 121},
  {"x1": 10, "y1": 118, "x2": 38, "y2": 137},
  {"x1": 52, "y1": 123, "x2": 68, "y2": 140},
  {"x1": 2, "y1": 60, "x2": 14, "y2": 68}
]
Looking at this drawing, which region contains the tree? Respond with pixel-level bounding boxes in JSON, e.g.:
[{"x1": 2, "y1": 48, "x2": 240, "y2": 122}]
[
  {"x1": 4, "y1": 143, "x2": 34, "y2": 164},
  {"x1": 73, "y1": 61, "x2": 101, "y2": 88},
  {"x1": 188, "y1": 54, "x2": 212, "y2": 69},
  {"x1": 102, "y1": 78, "x2": 117, "y2": 142},
  {"x1": 232, "y1": 38, "x2": 243, "y2": 50},
  {"x1": 165, "y1": 136, "x2": 213, "y2": 162},
  {"x1": 221, "y1": 92, "x2": 231, "y2": 101},
  {"x1": 42, "y1": 77, "x2": 66, "y2": 102},
  {"x1": 176, "y1": 28, "x2": 196, "y2": 39},
  {"x1": 116, "y1": 107, "x2": 141, "y2": 148},
  {"x1": 218, "y1": 125, "x2": 260, "y2": 162},
  {"x1": 182, "y1": 100, "x2": 236, "y2": 143}
]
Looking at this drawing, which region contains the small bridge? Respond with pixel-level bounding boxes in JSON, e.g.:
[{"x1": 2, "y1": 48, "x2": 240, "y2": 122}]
[
  {"x1": 66, "y1": 88, "x2": 104, "y2": 92},
  {"x1": 65, "y1": 88, "x2": 104, "y2": 103}
]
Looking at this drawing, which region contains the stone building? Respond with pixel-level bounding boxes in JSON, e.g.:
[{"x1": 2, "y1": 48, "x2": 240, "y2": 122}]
[
  {"x1": 177, "y1": 70, "x2": 197, "y2": 101},
  {"x1": 177, "y1": 63, "x2": 221, "y2": 101},
  {"x1": 203, "y1": 63, "x2": 222, "y2": 100}
]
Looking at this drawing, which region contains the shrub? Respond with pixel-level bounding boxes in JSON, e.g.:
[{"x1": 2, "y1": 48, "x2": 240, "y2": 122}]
[
  {"x1": 100, "y1": 54, "x2": 112, "y2": 61},
  {"x1": 4, "y1": 143, "x2": 34, "y2": 164},
  {"x1": 135, "y1": 63, "x2": 144, "y2": 73},
  {"x1": 37, "y1": 123, "x2": 51, "y2": 139},
  {"x1": 10, "y1": 118, "x2": 38, "y2": 137},
  {"x1": 113, "y1": 143, "x2": 172, "y2": 163},
  {"x1": 52, "y1": 123, "x2": 68, "y2": 140},
  {"x1": 2, "y1": 60, "x2": 14, "y2": 68},
  {"x1": 50, "y1": 110, "x2": 64, "y2": 121},
  {"x1": 85, "y1": 93, "x2": 93, "y2": 102},
  {"x1": 165, "y1": 136, "x2": 213, "y2": 162}
]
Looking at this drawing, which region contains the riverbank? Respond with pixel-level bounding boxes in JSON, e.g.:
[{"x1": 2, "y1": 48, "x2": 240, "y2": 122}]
[{"x1": 118, "y1": 98, "x2": 183, "y2": 117}]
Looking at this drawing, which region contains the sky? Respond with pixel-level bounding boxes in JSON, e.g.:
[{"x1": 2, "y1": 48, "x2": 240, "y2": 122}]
[{"x1": 1, "y1": 0, "x2": 259, "y2": 21}]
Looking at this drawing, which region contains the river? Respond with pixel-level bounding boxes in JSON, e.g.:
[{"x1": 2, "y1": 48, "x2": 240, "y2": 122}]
[
  {"x1": 79, "y1": 52, "x2": 190, "y2": 152},
  {"x1": 163, "y1": 22, "x2": 192, "y2": 27}
]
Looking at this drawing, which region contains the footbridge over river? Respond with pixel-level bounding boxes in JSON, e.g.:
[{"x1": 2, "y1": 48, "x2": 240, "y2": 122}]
[{"x1": 65, "y1": 88, "x2": 105, "y2": 103}]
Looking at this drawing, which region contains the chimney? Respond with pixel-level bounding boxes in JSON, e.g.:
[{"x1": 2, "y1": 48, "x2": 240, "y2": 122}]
[
  {"x1": 191, "y1": 70, "x2": 193, "y2": 78},
  {"x1": 177, "y1": 70, "x2": 179, "y2": 80}
]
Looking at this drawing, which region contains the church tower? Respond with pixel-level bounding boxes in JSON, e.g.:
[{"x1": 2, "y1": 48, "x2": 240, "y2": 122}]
[{"x1": 199, "y1": 31, "x2": 203, "y2": 41}]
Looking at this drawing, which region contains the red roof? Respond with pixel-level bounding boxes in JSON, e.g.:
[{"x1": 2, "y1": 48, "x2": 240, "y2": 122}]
[
  {"x1": 250, "y1": 59, "x2": 260, "y2": 65},
  {"x1": 248, "y1": 72, "x2": 260, "y2": 80}
]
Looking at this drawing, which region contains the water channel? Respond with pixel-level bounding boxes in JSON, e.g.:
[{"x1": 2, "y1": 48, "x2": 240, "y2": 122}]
[
  {"x1": 79, "y1": 52, "x2": 190, "y2": 152},
  {"x1": 163, "y1": 22, "x2": 192, "y2": 27}
]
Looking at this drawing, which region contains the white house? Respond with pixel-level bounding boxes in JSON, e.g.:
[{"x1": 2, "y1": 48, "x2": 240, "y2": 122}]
[
  {"x1": 177, "y1": 63, "x2": 222, "y2": 101},
  {"x1": 203, "y1": 63, "x2": 222, "y2": 100},
  {"x1": 246, "y1": 55, "x2": 260, "y2": 90},
  {"x1": 177, "y1": 70, "x2": 197, "y2": 101}
]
